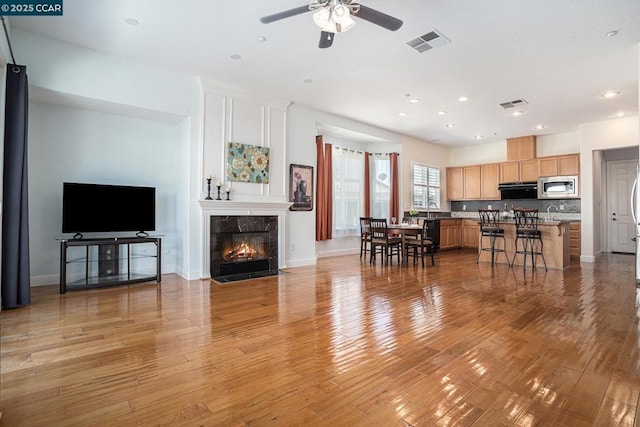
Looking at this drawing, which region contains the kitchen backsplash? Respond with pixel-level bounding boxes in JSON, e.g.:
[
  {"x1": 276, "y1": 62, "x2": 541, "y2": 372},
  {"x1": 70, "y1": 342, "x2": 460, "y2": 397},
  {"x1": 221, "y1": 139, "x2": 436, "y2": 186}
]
[{"x1": 450, "y1": 199, "x2": 581, "y2": 220}]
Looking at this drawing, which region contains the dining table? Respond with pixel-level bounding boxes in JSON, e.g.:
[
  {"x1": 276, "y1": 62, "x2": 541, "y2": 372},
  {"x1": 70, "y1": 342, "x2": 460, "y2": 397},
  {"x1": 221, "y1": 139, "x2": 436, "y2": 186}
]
[{"x1": 386, "y1": 222, "x2": 423, "y2": 265}]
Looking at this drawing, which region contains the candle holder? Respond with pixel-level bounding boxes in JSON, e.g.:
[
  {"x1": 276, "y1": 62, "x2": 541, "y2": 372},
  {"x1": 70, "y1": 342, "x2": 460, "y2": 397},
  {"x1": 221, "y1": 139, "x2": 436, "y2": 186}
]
[
  {"x1": 205, "y1": 178, "x2": 213, "y2": 200},
  {"x1": 226, "y1": 191, "x2": 230, "y2": 201},
  {"x1": 216, "y1": 185, "x2": 222, "y2": 200}
]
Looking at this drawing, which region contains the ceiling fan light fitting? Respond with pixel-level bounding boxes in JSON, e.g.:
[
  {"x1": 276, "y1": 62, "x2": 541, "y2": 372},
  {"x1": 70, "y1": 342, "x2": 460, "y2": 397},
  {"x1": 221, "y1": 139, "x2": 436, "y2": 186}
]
[
  {"x1": 334, "y1": 14, "x2": 355, "y2": 32},
  {"x1": 313, "y1": 8, "x2": 331, "y2": 28},
  {"x1": 332, "y1": 4, "x2": 350, "y2": 23}
]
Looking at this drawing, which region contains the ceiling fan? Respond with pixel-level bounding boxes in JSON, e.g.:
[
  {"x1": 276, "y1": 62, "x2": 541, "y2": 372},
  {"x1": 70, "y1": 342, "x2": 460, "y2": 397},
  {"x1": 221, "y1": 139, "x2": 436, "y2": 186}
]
[{"x1": 260, "y1": 0, "x2": 403, "y2": 49}]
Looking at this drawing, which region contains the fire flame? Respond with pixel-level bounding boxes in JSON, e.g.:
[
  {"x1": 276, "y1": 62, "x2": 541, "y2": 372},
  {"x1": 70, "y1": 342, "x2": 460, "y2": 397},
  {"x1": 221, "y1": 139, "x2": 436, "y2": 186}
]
[{"x1": 224, "y1": 242, "x2": 258, "y2": 261}]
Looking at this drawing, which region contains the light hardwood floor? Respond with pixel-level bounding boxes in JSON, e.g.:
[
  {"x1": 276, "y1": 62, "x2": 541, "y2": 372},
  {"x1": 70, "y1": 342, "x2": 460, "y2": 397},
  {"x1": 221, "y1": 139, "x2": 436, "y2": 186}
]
[{"x1": 1, "y1": 250, "x2": 639, "y2": 426}]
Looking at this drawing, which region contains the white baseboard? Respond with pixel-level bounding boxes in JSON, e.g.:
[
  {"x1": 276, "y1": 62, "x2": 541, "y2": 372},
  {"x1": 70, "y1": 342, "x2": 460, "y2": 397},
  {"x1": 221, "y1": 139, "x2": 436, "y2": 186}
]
[
  {"x1": 285, "y1": 257, "x2": 317, "y2": 268},
  {"x1": 30, "y1": 274, "x2": 59, "y2": 287},
  {"x1": 317, "y1": 248, "x2": 359, "y2": 258},
  {"x1": 580, "y1": 254, "x2": 595, "y2": 263}
]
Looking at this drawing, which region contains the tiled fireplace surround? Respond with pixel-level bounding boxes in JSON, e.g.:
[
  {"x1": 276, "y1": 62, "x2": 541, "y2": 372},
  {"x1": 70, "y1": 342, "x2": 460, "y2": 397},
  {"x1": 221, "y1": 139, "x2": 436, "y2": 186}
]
[{"x1": 198, "y1": 201, "x2": 290, "y2": 279}]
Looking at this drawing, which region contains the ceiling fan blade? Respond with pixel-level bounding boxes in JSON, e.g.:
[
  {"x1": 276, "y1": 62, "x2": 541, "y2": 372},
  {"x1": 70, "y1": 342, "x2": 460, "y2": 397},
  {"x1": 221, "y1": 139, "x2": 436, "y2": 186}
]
[
  {"x1": 319, "y1": 31, "x2": 334, "y2": 49},
  {"x1": 260, "y1": 5, "x2": 311, "y2": 24},
  {"x1": 355, "y1": 5, "x2": 403, "y2": 31}
]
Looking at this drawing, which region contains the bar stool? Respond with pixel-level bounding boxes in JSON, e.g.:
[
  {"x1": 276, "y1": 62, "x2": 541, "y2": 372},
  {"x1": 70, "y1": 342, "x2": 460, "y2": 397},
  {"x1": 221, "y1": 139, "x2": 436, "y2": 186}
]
[
  {"x1": 478, "y1": 209, "x2": 510, "y2": 266},
  {"x1": 512, "y1": 208, "x2": 548, "y2": 270}
]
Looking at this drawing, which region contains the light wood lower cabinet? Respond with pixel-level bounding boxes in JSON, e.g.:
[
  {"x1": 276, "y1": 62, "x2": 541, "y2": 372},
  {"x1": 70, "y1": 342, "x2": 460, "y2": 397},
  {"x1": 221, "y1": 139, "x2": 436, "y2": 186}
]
[
  {"x1": 570, "y1": 222, "x2": 581, "y2": 260},
  {"x1": 462, "y1": 220, "x2": 480, "y2": 249},
  {"x1": 440, "y1": 219, "x2": 462, "y2": 249}
]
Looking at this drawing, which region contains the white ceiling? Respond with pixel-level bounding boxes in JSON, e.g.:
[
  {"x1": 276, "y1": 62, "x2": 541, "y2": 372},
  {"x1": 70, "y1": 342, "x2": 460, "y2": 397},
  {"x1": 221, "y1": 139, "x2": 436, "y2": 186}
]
[{"x1": 9, "y1": 0, "x2": 640, "y2": 147}]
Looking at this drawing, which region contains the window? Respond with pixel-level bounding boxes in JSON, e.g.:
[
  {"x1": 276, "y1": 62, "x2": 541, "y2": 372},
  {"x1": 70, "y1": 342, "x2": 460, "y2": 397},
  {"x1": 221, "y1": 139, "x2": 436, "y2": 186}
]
[
  {"x1": 412, "y1": 163, "x2": 441, "y2": 210},
  {"x1": 333, "y1": 148, "x2": 363, "y2": 237},
  {"x1": 370, "y1": 154, "x2": 390, "y2": 218}
]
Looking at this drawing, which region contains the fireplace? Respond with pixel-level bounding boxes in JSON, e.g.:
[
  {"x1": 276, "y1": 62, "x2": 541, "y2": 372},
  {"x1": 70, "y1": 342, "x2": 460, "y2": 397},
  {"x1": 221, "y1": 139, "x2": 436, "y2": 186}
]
[{"x1": 210, "y1": 215, "x2": 278, "y2": 282}]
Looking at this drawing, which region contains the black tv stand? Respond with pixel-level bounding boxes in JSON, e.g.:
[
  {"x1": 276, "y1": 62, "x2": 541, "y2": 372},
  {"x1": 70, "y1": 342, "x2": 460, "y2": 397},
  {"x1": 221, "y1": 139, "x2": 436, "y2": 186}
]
[{"x1": 59, "y1": 236, "x2": 161, "y2": 294}]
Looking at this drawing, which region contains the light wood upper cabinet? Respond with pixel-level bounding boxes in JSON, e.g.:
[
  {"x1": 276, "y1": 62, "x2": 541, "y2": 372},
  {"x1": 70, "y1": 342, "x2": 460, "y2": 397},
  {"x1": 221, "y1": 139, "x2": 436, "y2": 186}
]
[
  {"x1": 538, "y1": 154, "x2": 580, "y2": 177},
  {"x1": 558, "y1": 154, "x2": 580, "y2": 175},
  {"x1": 446, "y1": 167, "x2": 464, "y2": 200},
  {"x1": 500, "y1": 162, "x2": 519, "y2": 183},
  {"x1": 463, "y1": 166, "x2": 481, "y2": 200},
  {"x1": 519, "y1": 160, "x2": 538, "y2": 182},
  {"x1": 481, "y1": 163, "x2": 500, "y2": 199},
  {"x1": 506, "y1": 135, "x2": 536, "y2": 161},
  {"x1": 448, "y1": 153, "x2": 579, "y2": 200},
  {"x1": 538, "y1": 157, "x2": 558, "y2": 177},
  {"x1": 500, "y1": 159, "x2": 537, "y2": 183}
]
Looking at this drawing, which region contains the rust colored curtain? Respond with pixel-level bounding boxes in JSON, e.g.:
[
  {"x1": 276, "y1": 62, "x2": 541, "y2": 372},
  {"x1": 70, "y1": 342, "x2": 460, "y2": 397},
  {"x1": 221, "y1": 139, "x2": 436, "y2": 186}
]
[
  {"x1": 316, "y1": 136, "x2": 333, "y2": 241},
  {"x1": 390, "y1": 152, "x2": 400, "y2": 221},
  {"x1": 363, "y1": 151, "x2": 371, "y2": 217}
]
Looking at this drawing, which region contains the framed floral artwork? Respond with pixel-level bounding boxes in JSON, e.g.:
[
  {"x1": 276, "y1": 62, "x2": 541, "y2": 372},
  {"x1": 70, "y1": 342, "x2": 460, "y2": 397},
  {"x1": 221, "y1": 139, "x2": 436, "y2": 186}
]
[
  {"x1": 226, "y1": 142, "x2": 270, "y2": 183},
  {"x1": 289, "y1": 164, "x2": 313, "y2": 211}
]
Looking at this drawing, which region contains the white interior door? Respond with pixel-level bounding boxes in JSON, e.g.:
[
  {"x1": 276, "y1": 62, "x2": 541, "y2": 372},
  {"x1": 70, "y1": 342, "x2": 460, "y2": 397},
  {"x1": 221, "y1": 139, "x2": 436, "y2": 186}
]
[{"x1": 607, "y1": 160, "x2": 637, "y2": 253}]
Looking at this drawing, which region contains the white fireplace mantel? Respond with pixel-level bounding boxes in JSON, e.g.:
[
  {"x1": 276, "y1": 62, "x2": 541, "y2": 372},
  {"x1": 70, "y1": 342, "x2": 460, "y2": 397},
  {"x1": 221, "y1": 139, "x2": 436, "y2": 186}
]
[{"x1": 198, "y1": 200, "x2": 292, "y2": 278}]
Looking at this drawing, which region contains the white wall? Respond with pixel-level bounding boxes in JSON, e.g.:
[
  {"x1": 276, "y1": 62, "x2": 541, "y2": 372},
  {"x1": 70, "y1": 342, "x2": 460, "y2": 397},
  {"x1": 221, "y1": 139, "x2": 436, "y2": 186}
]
[
  {"x1": 12, "y1": 29, "x2": 203, "y2": 283},
  {"x1": 201, "y1": 81, "x2": 288, "y2": 202},
  {"x1": 402, "y1": 136, "x2": 450, "y2": 213},
  {"x1": 286, "y1": 103, "x2": 450, "y2": 262},
  {"x1": 28, "y1": 102, "x2": 187, "y2": 285},
  {"x1": 13, "y1": 29, "x2": 197, "y2": 117},
  {"x1": 449, "y1": 131, "x2": 581, "y2": 167},
  {"x1": 579, "y1": 115, "x2": 640, "y2": 261},
  {"x1": 537, "y1": 131, "x2": 581, "y2": 156},
  {"x1": 449, "y1": 140, "x2": 506, "y2": 166}
]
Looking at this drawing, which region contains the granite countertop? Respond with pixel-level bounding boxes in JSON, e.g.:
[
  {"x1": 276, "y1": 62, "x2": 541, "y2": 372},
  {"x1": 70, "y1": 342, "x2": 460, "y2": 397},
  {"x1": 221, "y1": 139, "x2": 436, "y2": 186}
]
[{"x1": 451, "y1": 211, "x2": 581, "y2": 222}]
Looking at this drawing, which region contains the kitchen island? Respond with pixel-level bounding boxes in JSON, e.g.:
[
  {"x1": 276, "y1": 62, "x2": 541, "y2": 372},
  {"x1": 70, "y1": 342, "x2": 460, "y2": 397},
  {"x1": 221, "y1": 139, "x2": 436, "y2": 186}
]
[{"x1": 477, "y1": 219, "x2": 570, "y2": 270}]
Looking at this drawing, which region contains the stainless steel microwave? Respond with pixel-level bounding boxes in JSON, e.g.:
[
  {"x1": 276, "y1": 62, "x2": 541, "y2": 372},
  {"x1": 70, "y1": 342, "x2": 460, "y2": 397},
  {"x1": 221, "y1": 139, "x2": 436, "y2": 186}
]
[{"x1": 538, "y1": 175, "x2": 579, "y2": 199}]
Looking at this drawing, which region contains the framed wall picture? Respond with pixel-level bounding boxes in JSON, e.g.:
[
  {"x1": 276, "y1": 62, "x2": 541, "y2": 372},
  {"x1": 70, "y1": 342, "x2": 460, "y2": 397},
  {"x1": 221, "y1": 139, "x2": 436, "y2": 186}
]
[
  {"x1": 226, "y1": 142, "x2": 270, "y2": 183},
  {"x1": 289, "y1": 164, "x2": 313, "y2": 211}
]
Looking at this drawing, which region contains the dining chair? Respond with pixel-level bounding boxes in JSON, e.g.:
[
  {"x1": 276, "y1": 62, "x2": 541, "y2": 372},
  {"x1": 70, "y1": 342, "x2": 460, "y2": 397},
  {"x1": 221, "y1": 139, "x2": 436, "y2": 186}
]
[
  {"x1": 369, "y1": 218, "x2": 402, "y2": 265},
  {"x1": 359, "y1": 217, "x2": 372, "y2": 259},
  {"x1": 404, "y1": 219, "x2": 435, "y2": 267}
]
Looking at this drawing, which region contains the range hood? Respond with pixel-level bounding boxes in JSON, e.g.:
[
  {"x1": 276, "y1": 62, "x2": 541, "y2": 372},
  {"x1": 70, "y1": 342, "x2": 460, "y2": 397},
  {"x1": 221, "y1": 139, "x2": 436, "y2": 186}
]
[{"x1": 498, "y1": 181, "x2": 538, "y2": 200}]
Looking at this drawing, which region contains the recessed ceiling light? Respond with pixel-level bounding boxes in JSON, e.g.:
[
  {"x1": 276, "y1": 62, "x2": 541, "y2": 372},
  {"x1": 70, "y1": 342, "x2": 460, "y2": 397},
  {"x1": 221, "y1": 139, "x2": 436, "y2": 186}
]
[
  {"x1": 602, "y1": 91, "x2": 620, "y2": 98},
  {"x1": 258, "y1": 36, "x2": 267, "y2": 42},
  {"x1": 398, "y1": 112, "x2": 407, "y2": 117},
  {"x1": 474, "y1": 135, "x2": 484, "y2": 139},
  {"x1": 606, "y1": 30, "x2": 619, "y2": 37},
  {"x1": 124, "y1": 18, "x2": 139, "y2": 26},
  {"x1": 458, "y1": 96, "x2": 469, "y2": 102},
  {"x1": 616, "y1": 111, "x2": 625, "y2": 117},
  {"x1": 304, "y1": 78, "x2": 313, "y2": 84},
  {"x1": 437, "y1": 110, "x2": 447, "y2": 115},
  {"x1": 446, "y1": 123, "x2": 455, "y2": 128},
  {"x1": 409, "y1": 98, "x2": 420, "y2": 104},
  {"x1": 536, "y1": 124, "x2": 545, "y2": 130},
  {"x1": 511, "y1": 110, "x2": 524, "y2": 117},
  {"x1": 230, "y1": 54, "x2": 242, "y2": 60}
]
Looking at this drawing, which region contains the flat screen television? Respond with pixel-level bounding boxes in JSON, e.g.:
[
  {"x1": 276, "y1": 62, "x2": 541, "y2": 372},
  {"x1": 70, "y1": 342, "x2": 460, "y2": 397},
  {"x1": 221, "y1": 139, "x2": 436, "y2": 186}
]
[{"x1": 62, "y1": 182, "x2": 156, "y2": 235}]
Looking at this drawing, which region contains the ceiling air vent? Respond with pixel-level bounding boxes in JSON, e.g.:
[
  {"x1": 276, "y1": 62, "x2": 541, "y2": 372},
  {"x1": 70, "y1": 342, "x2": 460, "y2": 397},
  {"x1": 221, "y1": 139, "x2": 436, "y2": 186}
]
[
  {"x1": 500, "y1": 98, "x2": 529, "y2": 109},
  {"x1": 406, "y1": 29, "x2": 451, "y2": 53}
]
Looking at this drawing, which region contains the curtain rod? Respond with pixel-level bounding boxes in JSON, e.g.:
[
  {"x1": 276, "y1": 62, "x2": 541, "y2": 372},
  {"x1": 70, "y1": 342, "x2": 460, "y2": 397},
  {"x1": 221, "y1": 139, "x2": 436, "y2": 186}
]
[
  {"x1": 0, "y1": 17, "x2": 17, "y2": 64},
  {"x1": 334, "y1": 146, "x2": 399, "y2": 156}
]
